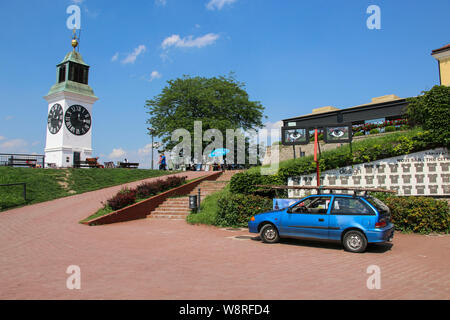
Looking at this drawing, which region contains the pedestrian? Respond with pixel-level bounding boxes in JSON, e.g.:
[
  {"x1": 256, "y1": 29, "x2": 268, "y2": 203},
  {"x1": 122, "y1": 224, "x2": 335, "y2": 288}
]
[
  {"x1": 161, "y1": 153, "x2": 167, "y2": 170},
  {"x1": 159, "y1": 154, "x2": 167, "y2": 170}
]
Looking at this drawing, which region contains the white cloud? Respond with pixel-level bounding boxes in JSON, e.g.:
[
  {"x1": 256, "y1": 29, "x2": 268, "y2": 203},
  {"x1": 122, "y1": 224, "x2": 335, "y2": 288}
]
[
  {"x1": 0, "y1": 136, "x2": 6, "y2": 141},
  {"x1": 206, "y1": 0, "x2": 237, "y2": 11},
  {"x1": 155, "y1": 0, "x2": 167, "y2": 6},
  {"x1": 0, "y1": 138, "x2": 28, "y2": 151},
  {"x1": 138, "y1": 144, "x2": 154, "y2": 155},
  {"x1": 161, "y1": 33, "x2": 219, "y2": 49},
  {"x1": 5, "y1": 115, "x2": 14, "y2": 121},
  {"x1": 149, "y1": 71, "x2": 162, "y2": 81},
  {"x1": 122, "y1": 45, "x2": 147, "y2": 64},
  {"x1": 109, "y1": 148, "x2": 127, "y2": 159},
  {"x1": 111, "y1": 52, "x2": 119, "y2": 62}
]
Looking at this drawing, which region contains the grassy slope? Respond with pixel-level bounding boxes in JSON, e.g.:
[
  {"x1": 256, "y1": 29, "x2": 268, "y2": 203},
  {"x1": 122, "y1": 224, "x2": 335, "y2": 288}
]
[
  {"x1": 187, "y1": 186, "x2": 230, "y2": 226},
  {"x1": 0, "y1": 168, "x2": 175, "y2": 211}
]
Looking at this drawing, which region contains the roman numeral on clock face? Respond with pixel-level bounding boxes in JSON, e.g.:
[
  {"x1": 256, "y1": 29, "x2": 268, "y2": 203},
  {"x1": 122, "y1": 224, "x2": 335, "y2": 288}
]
[
  {"x1": 48, "y1": 104, "x2": 63, "y2": 135},
  {"x1": 65, "y1": 105, "x2": 92, "y2": 136}
]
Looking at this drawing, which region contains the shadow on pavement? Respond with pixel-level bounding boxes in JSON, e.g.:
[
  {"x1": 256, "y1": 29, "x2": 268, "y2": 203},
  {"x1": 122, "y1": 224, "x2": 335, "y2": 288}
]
[{"x1": 252, "y1": 236, "x2": 393, "y2": 254}]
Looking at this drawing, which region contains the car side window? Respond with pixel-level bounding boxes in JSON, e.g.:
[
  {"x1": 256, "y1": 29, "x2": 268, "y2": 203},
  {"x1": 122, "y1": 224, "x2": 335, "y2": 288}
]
[
  {"x1": 290, "y1": 197, "x2": 331, "y2": 215},
  {"x1": 331, "y1": 197, "x2": 375, "y2": 215}
]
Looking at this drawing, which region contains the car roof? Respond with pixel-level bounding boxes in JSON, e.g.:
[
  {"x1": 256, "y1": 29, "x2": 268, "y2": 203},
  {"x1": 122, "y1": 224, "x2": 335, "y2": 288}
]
[{"x1": 307, "y1": 194, "x2": 367, "y2": 199}]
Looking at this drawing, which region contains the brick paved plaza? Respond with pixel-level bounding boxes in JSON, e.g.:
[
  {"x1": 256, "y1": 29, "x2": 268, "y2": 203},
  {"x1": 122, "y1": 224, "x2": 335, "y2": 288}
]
[{"x1": 0, "y1": 172, "x2": 449, "y2": 300}]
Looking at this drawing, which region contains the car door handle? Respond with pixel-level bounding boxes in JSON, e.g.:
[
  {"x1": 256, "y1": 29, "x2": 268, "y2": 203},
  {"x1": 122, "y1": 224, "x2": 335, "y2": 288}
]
[{"x1": 319, "y1": 219, "x2": 325, "y2": 222}]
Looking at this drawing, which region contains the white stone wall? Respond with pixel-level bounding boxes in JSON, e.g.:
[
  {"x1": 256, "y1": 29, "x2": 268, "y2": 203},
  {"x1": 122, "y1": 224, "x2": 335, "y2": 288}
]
[{"x1": 288, "y1": 148, "x2": 450, "y2": 197}]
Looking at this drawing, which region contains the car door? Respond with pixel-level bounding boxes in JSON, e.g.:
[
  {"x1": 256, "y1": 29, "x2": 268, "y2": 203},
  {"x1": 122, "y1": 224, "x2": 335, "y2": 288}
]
[
  {"x1": 328, "y1": 196, "x2": 376, "y2": 241},
  {"x1": 280, "y1": 196, "x2": 332, "y2": 239}
]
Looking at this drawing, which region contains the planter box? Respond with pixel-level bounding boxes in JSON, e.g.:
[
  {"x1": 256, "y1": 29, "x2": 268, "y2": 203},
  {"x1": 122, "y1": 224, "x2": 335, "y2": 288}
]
[{"x1": 82, "y1": 171, "x2": 222, "y2": 226}]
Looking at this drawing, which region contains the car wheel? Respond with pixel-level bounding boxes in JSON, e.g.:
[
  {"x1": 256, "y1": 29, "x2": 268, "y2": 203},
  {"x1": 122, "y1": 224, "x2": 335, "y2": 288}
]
[
  {"x1": 260, "y1": 224, "x2": 280, "y2": 244},
  {"x1": 343, "y1": 230, "x2": 367, "y2": 253}
]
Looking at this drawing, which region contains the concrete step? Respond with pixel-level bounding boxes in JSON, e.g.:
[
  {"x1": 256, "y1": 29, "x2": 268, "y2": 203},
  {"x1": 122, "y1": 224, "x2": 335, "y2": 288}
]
[
  {"x1": 162, "y1": 199, "x2": 189, "y2": 204},
  {"x1": 154, "y1": 207, "x2": 189, "y2": 212},
  {"x1": 151, "y1": 210, "x2": 190, "y2": 215},
  {"x1": 148, "y1": 214, "x2": 188, "y2": 220},
  {"x1": 147, "y1": 175, "x2": 233, "y2": 220}
]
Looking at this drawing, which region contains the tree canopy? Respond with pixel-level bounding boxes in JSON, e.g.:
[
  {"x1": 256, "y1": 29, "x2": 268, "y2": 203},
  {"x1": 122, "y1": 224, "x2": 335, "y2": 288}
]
[{"x1": 145, "y1": 74, "x2": 266, "y2": 151}]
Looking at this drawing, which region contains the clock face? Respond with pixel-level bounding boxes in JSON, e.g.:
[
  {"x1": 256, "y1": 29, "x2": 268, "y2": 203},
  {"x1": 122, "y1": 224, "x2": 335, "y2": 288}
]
[
  {"x1": 47, "y1": 104, "x2": 63, "y2": 135},
  {"x1": 64, "y1": 105, "x2": 91, "y2": 136}
]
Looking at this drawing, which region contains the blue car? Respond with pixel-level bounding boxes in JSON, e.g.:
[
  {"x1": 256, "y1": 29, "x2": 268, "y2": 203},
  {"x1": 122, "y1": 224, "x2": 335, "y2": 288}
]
[{"x1": 248, "y1": 194, "x2": 394, "y2": 253}]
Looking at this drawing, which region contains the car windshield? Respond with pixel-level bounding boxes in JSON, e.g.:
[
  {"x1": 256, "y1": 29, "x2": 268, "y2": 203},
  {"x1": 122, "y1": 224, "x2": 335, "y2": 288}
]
[{"x1": 365, "y1": 196, "x2": 390, "y2": 213}]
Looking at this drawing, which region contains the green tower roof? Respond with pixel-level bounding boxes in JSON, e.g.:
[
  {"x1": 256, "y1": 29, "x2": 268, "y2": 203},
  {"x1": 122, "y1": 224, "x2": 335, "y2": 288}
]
[
  {"x1": 58, "y1": 50, "x2": 89, "y2": 67},
  {"x1": 46, "y1": 50, "x2": 98, "y2": 99}
]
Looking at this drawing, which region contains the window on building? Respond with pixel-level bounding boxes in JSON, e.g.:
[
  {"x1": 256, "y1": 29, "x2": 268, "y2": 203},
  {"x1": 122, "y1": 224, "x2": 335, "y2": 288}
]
[
  {"x1": 68, "y1": 63, "x2": 88, "y2": 84},
  {"x1": 58, "y1": 65, "x2": 66, "y2": 83}
]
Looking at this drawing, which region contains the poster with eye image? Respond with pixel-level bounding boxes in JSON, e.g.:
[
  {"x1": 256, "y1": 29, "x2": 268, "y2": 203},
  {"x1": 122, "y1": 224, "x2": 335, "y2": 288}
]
[
  {"x1": 281, "y1": 127, "x2": 309, "y2": 145},
  {"x1": 324, "y1": 125, "x2": 352, "y2": 143}
]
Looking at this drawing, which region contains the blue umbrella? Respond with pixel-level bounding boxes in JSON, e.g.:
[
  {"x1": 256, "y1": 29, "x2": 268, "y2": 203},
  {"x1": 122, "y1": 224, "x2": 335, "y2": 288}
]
[{"x1": 209, "y1": 148, "x2": 230, "y2": 158}]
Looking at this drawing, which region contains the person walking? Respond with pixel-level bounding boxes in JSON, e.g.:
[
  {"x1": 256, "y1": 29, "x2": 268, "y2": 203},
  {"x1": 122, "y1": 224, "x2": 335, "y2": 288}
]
[{"x1": 159, "y1": 154, "x2": 167, "y2": 170}]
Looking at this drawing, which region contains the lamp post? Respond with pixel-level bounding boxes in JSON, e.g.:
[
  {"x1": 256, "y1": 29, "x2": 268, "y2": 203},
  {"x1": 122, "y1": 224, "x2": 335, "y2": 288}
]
[{"x1": 147, "y1": 128, "x2": 155, "y2": 170}]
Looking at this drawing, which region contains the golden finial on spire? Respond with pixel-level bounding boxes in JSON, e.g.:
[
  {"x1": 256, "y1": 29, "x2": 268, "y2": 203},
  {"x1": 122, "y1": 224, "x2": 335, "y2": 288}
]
[{"x1": 71, "y1": 28, "x2": 79, "y2": 51}]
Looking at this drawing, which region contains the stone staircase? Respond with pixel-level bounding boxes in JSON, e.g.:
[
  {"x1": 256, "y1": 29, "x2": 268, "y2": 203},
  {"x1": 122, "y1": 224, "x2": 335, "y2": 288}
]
[{"x1": 147, "y1": 170, "x2": 242, "y2": 220}]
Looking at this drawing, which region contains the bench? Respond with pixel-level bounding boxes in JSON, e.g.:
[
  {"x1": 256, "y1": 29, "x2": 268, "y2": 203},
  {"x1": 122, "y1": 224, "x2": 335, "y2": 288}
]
[
  {"x1": 74, "y1": 158, "x2": 104, "y2": 169},
  {"x1": 7, "y1": 158, "x2": 37, "y2": 168},
  {"x1": 118, "y1": 162, "x2": 139, "y2": 169}
]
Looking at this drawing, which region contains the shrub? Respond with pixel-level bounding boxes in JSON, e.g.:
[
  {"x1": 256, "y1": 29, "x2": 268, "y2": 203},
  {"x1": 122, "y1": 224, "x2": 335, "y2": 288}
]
[
  {"x1": 393, "y1": 136, "x2": 414, "y2": 155},
  {"x1": 107, "y1": 188, "x2": 137, "y2": 211},
  {"x1": 230, "y1": 172, "x2": 284, "y2": 196},
  {"x1": 216, "y1": 193, "x2": 273, "y2": 227},
  {"x1": 136, "y1": 181, "x2": 159, "y2": 198},
  {"x1": 354, "y1": 132, "x2": 365, "y2": 137},
  {"x1": 407, "y1": 85, "x2": 450, "y2": 148},
  {"x1": 136, "y1": 176, "x2": 186, "y2": 198},
  {"x1": 385, "y1": 126, "x2": 396, "y2": 132},
  {"x1": 382, "y1": 196, "x2": 450, "y2": 234},
  {"x1": 370, "y1": 128, "x2": 380, "y2": 135},
  {"x1": 165, "y1": 176, "x2": 187, "y2": 188}
]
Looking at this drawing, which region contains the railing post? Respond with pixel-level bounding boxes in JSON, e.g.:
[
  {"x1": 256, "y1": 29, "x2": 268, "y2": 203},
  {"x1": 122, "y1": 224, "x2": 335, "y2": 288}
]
[{"x1": 197, "y1": 188, "x2": 201, "y2": 211}]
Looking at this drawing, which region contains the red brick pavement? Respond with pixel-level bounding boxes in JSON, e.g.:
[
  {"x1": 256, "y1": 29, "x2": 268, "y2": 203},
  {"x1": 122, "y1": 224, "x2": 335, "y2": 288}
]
[{"x1": 0, "y1": 172, "x2": 449, "y2": 300}]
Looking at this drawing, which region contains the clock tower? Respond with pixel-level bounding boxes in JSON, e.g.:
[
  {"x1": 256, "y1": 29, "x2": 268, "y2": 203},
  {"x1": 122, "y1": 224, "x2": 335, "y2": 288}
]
[{"x1": 44, "y1": 36, "x2": 98, "y2": 168}]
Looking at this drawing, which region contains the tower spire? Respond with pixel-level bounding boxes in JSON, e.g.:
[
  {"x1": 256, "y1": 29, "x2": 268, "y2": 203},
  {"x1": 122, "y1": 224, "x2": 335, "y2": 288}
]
[{"x1": 71, "y1": 28, "x2": 79, "y2": 51}]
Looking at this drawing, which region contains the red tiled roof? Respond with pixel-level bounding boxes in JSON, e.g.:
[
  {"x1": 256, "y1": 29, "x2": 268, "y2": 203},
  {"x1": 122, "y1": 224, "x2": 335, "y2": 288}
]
[{"x1": 432, "y1": 44, "x2": 450, "y2": 55}]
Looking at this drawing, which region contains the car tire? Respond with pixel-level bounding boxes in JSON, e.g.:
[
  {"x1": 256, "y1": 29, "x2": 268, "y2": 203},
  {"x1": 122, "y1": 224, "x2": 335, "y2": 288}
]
[
  {"x1": 260, "y1": 224, "x2": 280, "y2": 244},
  {"x1": 343, "y1": 230, "x2": 367, "y2": 253}
]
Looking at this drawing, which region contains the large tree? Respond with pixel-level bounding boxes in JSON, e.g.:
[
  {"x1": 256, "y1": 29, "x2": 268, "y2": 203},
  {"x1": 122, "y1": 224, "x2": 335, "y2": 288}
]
[{"x1": 145, "y1": 74, "x2": 266, "y2": 154}]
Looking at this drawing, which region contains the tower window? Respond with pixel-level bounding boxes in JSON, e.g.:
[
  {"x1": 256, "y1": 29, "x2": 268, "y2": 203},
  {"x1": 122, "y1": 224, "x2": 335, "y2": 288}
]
[
  {"x1": 58, "y1": 65, "x2": 66, "y2": 83},
  {"x1": 68, "y1": 63, "x2": 89, "y2": 84}
]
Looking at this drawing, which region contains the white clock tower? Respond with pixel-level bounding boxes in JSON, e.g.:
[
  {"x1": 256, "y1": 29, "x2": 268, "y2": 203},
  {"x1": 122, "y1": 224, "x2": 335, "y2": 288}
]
[{"x1": 44, "y1": 36, "x2": 98, "y2": 168}]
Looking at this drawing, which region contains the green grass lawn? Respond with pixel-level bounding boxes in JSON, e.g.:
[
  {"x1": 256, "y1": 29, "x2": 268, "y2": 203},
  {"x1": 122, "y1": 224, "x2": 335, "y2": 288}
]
[
  {"x1": 186, "y1": 186, "x2": 230, "y2": 226},
  {"x1": 0, "y1": 167, "x2": 175, "y2": 211}
]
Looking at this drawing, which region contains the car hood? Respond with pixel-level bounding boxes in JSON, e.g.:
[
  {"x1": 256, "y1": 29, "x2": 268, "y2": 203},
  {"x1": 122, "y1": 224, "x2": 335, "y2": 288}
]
[{"x1": 256, "y1": 210, "x2": 284, "y2": 218}]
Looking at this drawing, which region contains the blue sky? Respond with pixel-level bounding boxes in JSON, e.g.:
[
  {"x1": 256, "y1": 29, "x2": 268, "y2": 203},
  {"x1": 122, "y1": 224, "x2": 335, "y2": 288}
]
[{"x1": 0, "y1": 0, "x2": 448, "y2": 168}]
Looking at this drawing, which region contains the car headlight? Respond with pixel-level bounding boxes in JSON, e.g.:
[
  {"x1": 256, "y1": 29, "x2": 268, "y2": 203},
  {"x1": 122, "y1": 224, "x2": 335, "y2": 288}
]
[{"x1": 250, "y1": 216, "x2": 256, "y2": 222}]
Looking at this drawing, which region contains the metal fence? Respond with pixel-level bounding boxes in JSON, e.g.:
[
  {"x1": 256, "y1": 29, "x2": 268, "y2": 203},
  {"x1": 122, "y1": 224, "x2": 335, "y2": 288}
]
[{"x1": 0, "y1": 153, "x2": 45, "y2": 168}]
